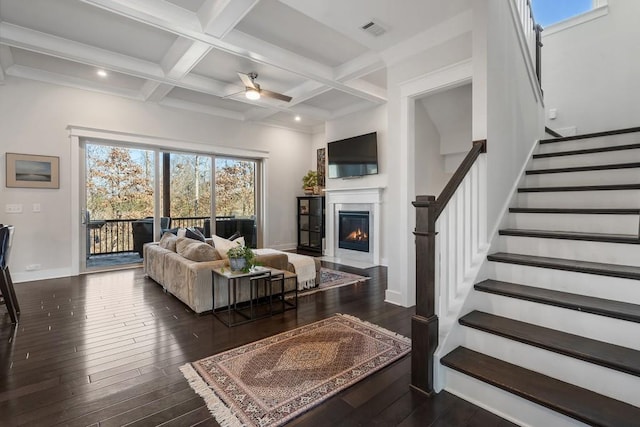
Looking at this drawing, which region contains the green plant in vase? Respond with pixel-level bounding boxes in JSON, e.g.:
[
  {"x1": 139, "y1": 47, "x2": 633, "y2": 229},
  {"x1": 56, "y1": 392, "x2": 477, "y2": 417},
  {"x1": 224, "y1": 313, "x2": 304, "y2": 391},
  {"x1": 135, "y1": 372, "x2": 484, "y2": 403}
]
[
  {"x1": 301, "y1": 170, "x2": 318, "y2": 195},
  {"x1": 227, "y1": 244, "x2": 256, "y2": 273}
]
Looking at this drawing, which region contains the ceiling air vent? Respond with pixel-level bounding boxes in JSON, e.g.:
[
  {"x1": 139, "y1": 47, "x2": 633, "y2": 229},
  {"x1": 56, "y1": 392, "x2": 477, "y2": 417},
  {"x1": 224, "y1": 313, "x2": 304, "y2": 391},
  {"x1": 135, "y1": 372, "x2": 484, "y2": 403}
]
[{"x1": 361, "y1": 20, "x2": 386, "y2": 37}]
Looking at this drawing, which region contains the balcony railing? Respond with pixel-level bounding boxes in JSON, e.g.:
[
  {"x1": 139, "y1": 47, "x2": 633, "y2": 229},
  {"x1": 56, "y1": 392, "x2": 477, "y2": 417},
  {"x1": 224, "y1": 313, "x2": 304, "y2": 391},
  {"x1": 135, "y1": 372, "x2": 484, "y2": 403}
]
[{"x1": 87, "y1": 216, "x2": 256, "y2": 256}]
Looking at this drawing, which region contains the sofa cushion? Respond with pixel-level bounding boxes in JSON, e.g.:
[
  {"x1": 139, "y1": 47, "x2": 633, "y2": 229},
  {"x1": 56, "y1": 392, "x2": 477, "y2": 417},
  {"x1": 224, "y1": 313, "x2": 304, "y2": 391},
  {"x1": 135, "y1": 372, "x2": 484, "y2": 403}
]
[
  {"x1": 211, "y1": 234, "x2": 244, "y2": 259},
  {"x1": 176, "y1": 237, "x2": 221, "y2": 262},
  {"x1": 185, "y1": 227, "x2": 206, "y2": 242},
  {"x1": 158, "y1": 232, "x2": 178, "y2": 252}
]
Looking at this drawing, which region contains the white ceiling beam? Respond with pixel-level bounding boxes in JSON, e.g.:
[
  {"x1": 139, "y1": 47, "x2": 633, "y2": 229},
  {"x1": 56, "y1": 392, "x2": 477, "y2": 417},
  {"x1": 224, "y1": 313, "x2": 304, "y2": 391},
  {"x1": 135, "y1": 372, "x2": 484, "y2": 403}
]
[
  {"x1": 161, "y1": 37, "x2": 212, "y2": 80},
  {"x1": 343, "y1": 79, "x2": 386, "y2": 101},
  {"x1": 141, "y1": 81, "x2": 174, "y2": 102},
  {"x1": 0, "y1": 45, "x2": 13, "y2": 83},
  {"x1": 198, "y1": 0, "x2": 259, "y2": 39},
  {"x1": 7, "y1": 64, "x2": 143, "y2": 100},
  {"x1": 80, "y1": 0, "x2": 202, "y2": 34},
  {"x1": 0, "y1": 23, "x2": 238, "y2": 96},
  {"x1": 158, "y1": 97, "x2": 245, "y2": 121},
  {"x1": 333, "y1": 51, "x2": 385, "y2": 82},
  {"x1": 143, "y1": 37, "x2": 212, "y2": 103},
  {"x1": 81, "y1": 0, "x2": 386, "y2": 104},
  {"x1": 0, "y1": 22, "x2": 164, "y2": 80}
]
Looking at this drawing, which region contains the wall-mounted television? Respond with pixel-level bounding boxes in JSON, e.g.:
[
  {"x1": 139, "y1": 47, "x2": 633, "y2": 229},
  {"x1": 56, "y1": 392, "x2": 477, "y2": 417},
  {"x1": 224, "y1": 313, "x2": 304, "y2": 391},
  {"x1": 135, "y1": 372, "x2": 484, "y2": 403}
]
[{"x1": 327, "y1": 132, "x2": 378, "y2": 179}]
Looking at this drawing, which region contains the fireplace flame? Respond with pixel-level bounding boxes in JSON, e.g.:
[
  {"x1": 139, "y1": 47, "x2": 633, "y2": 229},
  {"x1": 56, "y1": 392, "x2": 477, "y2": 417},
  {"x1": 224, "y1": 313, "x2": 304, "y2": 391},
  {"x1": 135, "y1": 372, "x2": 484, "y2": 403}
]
[{"x1": 346, "y1": 228, "x2": 368, "y2": 241}]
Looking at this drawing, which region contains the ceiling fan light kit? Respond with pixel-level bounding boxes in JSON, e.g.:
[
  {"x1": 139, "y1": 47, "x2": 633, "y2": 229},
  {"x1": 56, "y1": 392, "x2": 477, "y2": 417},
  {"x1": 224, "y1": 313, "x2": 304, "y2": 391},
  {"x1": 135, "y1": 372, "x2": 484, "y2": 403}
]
[
  {"x1": 237, "y1": 72, "x2": 291, "y2": 103},
  {"x1": 245, "y1": 88, "x2": 261, "y2": 100}
]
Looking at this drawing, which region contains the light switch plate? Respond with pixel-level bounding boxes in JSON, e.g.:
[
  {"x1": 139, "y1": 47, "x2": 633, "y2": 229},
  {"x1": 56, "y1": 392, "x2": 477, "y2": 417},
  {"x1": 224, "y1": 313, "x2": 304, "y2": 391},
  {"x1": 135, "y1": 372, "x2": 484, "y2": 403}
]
[{"x1": 5, "y1": 204, "x2": 23, "y2": 214}]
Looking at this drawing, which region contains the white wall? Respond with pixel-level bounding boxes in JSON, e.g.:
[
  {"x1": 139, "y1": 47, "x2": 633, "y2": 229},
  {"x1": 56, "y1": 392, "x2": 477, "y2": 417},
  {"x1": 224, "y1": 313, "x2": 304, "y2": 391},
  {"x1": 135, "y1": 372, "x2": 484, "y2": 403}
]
[
  {"x1": 0, "y1": 78, "x2": 313, "y2": 282},
  {"x1": 420, "y1": 83, "x2": 472, "y2": 176},
  {"x1": 542, "y1": 0, "x2": 640, "y2": 133},
  {"x1": 484, "y1": 0, "x2": 545, "y2": 234},
  {"x1": 324, "y1": 105, "x2": 388, "y2": 192},
  {"x1": 414, "y1": 101, "x2": 446, "y2": 197},
  {"x1": 386, "y1": 33, "x2": 473, "y2": 307}
]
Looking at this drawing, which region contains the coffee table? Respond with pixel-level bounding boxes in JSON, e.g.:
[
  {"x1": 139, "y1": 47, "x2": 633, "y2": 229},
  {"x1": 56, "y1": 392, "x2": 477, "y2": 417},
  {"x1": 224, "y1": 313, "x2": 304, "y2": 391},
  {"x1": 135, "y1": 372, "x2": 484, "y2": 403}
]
[{"x1": 212, "y1": 266, "x2": 286, "y2": 327}]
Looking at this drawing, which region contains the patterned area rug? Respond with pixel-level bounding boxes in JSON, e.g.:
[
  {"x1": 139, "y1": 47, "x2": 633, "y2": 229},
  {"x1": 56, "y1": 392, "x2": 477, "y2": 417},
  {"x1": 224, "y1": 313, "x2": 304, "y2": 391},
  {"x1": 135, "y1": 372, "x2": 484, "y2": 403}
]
[
  {"x1": 301, "y1": 267, "x2": 369, "y2": 296},
  {"x1": 181, "y1": 314, "x2": 411, "y2": 427}
]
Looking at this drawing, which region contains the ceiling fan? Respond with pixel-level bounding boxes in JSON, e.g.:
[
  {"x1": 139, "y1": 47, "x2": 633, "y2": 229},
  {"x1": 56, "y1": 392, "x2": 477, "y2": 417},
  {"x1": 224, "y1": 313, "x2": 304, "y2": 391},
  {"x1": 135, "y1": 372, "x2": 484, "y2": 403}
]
[{"x1": 235, "y1": 72, "x2": 292, "y2": 102}]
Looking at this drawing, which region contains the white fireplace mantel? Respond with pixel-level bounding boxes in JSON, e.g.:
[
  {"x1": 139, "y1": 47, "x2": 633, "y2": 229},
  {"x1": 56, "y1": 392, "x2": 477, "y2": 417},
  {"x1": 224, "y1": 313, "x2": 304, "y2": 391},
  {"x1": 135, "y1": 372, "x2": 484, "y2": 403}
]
[{"x1": 324, "y1": 186, "x2": 385, "y2": 265}]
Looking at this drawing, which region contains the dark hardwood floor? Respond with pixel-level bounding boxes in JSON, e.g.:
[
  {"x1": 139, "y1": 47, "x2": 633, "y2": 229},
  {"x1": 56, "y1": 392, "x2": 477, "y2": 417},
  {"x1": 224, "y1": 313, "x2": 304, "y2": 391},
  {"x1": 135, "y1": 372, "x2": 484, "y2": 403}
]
[{"x1": 0, "y1": 262, "x2": 516, "y2": 426}]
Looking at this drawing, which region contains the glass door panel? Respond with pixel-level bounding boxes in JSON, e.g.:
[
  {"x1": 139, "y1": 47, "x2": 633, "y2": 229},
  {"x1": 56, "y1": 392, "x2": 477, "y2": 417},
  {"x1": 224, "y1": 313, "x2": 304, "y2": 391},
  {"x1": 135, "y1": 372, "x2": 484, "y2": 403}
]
[
  {"x1": 161, "y1": 153, "x2": 212, "y2": 234},
  {"x1": 215, "y1": 158, "x2": 257, "y2": 247},
  {"x1": 84, "y1": 143, "x2": 155, "y2": 270}
]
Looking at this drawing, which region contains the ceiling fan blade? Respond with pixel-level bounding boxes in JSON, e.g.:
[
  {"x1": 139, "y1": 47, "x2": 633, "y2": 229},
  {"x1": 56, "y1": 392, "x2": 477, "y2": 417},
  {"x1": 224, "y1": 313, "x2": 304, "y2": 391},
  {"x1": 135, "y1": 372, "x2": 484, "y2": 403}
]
[
  {"x1": 237, "y1": 72, "x2": 257, "y2": 89},
  {"x1": 260, "y1": 89, "x2": 292, "y2": 102},
  {"x1": 221, "y1": 89, "x2": 245, "y2": 99}
]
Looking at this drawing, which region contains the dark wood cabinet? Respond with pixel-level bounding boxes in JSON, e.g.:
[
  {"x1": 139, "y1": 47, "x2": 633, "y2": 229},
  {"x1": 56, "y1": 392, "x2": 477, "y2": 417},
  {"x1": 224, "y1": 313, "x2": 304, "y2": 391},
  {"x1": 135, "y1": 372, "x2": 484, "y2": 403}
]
[{"x1": 297, "y1": 196, "x2": 325, "y2": 253}]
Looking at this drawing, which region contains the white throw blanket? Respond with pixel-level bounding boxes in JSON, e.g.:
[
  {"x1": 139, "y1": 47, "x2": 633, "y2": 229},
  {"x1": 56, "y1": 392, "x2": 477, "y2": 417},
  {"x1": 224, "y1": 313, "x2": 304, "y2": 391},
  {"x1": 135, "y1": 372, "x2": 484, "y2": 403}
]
[{"x1": 254, "y1": 249, "x2": 317, "y2": 290}]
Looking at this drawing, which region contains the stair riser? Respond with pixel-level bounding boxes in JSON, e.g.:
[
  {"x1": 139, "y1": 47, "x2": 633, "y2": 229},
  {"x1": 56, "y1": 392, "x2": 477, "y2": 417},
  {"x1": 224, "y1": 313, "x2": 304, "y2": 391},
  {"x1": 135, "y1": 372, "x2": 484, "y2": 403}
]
[
  {"x1": 443, "y1": 368, "x2": 590, "y2": 427},
  {"x1": 517, "y1": 190, "x2": 640, "y2": 209},
  {"x1": 497, "y1": 235, "x2": 640, "y2": 266},
  {"x1": 488, "y1": 262, "x2": 640, "y2": 305},
  {"x1": 538, "y1": 133, "x2": 640, "y2": 154},
  {"x1": 461, "y1": 327, "x2": 640, "y2": 407},
  {"x1": 507, "y1": 213, "x2": 639, "y2": 235},
  {"x1": 525, "y1": 168, "x2": 640, "y2": 187},
  {"x1": 532, "y1": 149, "x2": 640, "y2": 169},
  {"x1": 472, "y1": 292, "x2": 640, "y2": 351}
]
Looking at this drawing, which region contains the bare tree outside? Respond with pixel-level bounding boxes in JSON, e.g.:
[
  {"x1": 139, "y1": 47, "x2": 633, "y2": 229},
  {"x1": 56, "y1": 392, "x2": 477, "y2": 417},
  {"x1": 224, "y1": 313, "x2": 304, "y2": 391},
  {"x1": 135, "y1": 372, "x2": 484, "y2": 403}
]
[{"x1": 86, "y1": 145, "x2": 258, "y2": 255}]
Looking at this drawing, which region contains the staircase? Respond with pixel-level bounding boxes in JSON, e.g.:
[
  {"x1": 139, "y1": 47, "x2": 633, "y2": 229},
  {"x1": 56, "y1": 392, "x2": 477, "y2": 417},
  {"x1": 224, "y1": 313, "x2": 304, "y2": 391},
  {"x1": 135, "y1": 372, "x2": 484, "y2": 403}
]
[{"x1": 440, "y1": 128, "x2": 640, "y2": 426}]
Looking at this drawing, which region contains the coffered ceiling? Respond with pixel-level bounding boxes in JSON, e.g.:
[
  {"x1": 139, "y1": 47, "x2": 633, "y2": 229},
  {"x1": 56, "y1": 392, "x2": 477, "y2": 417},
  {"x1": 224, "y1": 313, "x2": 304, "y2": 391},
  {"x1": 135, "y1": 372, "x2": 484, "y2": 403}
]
[{"x1": 0, "y1": 0, "x2": 471, "y2": 132}]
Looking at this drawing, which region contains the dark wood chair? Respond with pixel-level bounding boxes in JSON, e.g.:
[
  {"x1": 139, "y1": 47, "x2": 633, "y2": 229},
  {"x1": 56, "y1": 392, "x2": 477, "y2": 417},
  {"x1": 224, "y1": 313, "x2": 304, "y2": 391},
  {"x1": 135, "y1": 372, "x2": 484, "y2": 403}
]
[{"x1": 0, "y1": 225, "x2": 19, "y2": 324}]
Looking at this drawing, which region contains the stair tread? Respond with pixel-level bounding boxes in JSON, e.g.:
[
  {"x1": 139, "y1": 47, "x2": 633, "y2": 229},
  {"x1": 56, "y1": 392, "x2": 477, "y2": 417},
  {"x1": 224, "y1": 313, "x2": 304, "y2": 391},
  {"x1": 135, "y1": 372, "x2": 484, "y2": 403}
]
[
  {"x1": 475, "y1": 279, "x2": 640, "y2": 324},
  {"x1": 441, "y1": 347, "x2": 640, "y2": 427},
  {"x1": 518, "y1": 183, "x2": 640, "y2": 192},
  {"x1": 509, "y1": 208, "x2": 640, "y2": 215},
  {"x1": 499, "y1": 228, "x2": 640, "y2": 244},
  {"x1": 487, "y1": 252, "x2": 640, "y2": 280},
  {"x1": 540, "y1": 126, "x2": 640, "y2": 144},
  {"x1": 526, "y1": 162, "x2": 640, "y2": 175},
  {"x1": 533, "y1": 143, "x2": 640, "y2": 158},
  {"x1": 460, "y1": 311, "x2": 640, "y2": 376}
]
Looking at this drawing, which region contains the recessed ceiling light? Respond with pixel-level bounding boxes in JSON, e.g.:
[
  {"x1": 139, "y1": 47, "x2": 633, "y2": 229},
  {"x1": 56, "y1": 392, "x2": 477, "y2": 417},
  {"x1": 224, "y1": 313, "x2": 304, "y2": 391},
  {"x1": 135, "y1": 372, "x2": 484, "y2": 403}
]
[
  {"x1": 96, "y1": 69, "x2": 108, "y2": 78},
  {"x1": 294, "y1": 115, "x2": 301, "y2": 122},
  {"x1": 245, "y1": 88, "x2": 260, "y2": 100}
]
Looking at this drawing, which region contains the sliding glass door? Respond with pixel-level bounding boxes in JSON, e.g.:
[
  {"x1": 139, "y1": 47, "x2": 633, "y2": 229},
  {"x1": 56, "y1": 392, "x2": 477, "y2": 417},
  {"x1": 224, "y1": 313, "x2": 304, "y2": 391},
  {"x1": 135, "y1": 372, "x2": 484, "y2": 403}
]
[{"x1": 80, "y1": 142, "x2": 261, "y2": 271}]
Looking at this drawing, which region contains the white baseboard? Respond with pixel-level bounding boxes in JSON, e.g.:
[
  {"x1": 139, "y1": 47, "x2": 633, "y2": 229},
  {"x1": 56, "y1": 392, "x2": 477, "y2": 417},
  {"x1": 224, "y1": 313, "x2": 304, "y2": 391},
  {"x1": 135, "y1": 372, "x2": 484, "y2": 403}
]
[
  {"x1": 12, "y1": 267, "x2": 73, "y2": 283},
  {"x1": 384, "y1": 289, "x2": 406, "y2": 307}
]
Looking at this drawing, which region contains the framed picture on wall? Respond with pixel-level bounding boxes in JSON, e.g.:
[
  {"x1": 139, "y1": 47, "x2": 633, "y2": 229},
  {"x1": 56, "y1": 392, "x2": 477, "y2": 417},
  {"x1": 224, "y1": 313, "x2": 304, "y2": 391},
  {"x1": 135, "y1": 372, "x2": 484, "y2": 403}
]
[
  {"x1": 317, "y1": 148, "x2": 326, "y2": 187},
  {"x1": 5, "y1": 153, "x2": 60, "y2": 189}
]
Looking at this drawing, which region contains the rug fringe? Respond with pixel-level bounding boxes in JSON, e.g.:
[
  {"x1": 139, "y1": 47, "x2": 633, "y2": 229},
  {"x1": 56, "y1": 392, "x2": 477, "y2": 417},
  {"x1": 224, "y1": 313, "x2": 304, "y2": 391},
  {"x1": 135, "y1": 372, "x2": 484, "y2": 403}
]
[
  {"x1": 291, "y1": 277, "x2": 370, "y2": 299},
  {"x1": 338, "y1": 313, "x2": 412, "y2": 344},
  {"x1": 180, "y1": 363, "x2": 244, "y2": 427}
]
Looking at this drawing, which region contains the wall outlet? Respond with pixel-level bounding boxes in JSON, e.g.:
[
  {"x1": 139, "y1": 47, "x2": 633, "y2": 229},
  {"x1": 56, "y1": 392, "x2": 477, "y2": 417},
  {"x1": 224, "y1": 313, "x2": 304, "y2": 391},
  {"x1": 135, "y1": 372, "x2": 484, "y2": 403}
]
[
  {"x1": 5, "y1": 204, "x2": 23, "y2": 214},
  {"x1": 33, "y1": 203, "x2": 41, "y2": 213},
  {"x1": 25, "y1": 264, "x2": 41, "y2": 271}
]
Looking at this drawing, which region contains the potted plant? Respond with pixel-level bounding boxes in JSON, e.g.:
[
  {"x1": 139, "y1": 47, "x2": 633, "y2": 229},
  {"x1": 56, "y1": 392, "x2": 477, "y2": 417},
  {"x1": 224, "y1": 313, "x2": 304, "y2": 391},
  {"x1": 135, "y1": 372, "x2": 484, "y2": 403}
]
[
  {"x1": 301, "y1": 170, "x2": 318, "y2": 195},
  {"x1": 227, "y1": 244, "x2": 256, "y2": 273}
]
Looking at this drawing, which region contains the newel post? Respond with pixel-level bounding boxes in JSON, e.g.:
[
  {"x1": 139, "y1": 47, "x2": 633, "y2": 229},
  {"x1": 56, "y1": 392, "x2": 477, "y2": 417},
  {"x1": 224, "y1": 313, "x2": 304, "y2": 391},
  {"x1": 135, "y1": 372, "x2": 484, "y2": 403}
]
[{"x1": 410, "y1": 195, "x2": 439, "y2": 396}]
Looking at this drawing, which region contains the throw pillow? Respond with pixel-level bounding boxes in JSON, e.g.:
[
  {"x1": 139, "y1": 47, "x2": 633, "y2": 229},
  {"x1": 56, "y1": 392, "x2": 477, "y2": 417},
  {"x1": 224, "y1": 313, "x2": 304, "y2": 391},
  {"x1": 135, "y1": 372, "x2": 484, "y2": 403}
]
[
  {"x1": 158, "y1": 232, "x2": 178, "y2": 252},
  {"x1": 177, "y1": 228, "x2": 187, "y2": 238},
  {"x1": 228, "y1": 231, "x2": 242, "y2": 241},
  {"x1": 176, "y1": 237, "x2": 221, "y2": 262},
  {"x1": 185, "y1": 227, "x2": 205, "y2": 242},
  {"x1": 211, "y1": 234, "x2": 243, "y2": 259}
]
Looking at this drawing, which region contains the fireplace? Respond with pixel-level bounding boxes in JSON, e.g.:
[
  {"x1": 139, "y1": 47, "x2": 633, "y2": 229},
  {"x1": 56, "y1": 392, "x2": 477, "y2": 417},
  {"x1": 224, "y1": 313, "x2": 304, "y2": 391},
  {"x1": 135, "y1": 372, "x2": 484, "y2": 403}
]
[{"x1": 338, "y1": 211, "x2": 370, "y2": 252}]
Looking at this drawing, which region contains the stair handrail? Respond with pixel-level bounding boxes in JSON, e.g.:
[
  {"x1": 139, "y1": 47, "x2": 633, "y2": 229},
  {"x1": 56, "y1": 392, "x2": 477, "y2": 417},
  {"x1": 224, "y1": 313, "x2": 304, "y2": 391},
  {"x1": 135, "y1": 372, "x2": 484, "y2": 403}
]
[{"x1": 411, "y1": 139, "x2": 487, "y2": 395}]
